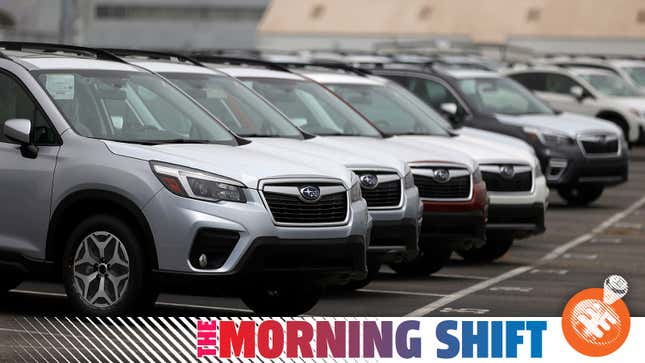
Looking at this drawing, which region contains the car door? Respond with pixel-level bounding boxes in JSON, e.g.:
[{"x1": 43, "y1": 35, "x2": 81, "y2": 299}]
[{"x1": 0, "y1": 70, "x2": 60, "y2": 260}]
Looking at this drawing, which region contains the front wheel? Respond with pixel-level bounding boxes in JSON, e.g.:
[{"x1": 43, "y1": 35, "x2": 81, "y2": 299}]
[
  {"x1": 558, "y1": 185, "x2": 604, "y2": 206},
  {"x1": 62, "y1": 215, "x2": 156, "y2": 316},
  {"x1": 241, "y1": 280, "x2": 322, "y2": 316},
  {"x1": 456, "y1": 232, "x2": 513, "y2": 262},
  {"x1": 389, "y1": 247, "x2": 452, "y2": 277}
]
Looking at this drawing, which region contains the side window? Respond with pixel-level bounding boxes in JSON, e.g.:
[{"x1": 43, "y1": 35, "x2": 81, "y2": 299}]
[
  {"x1": 0, "y1": 72, "x2": 57, "y2": 145},
  {"x1": 422, "y1": 79, "x2": 467, "y2": 114},
  {"x1": 544, "y1": 74, "x2": 580, "y2": 95},
  {"x1": 509, "y1": 72, "x2": 547, "y2": 91}
]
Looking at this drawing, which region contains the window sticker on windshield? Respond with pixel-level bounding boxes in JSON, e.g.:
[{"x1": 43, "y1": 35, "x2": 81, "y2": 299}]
[
  {"x1": 45, "y1": 74, "x2": 75, "y2": 100},
  {"x1": 111, "y1": 116, "x2": 124, "y2": 129}
]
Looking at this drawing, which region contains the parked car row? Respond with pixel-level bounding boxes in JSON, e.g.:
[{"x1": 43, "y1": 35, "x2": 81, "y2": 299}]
[{"x1": 0, "y1": 42, "x2": 629, "y2": 316}]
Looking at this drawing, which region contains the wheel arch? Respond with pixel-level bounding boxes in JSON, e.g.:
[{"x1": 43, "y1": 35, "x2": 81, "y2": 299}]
[
  {"x1": 595, "y1": 110, "x2": 630, "y2": 136},
  {"x1": 46, "y1": 189, "x2": 158, "y2": 270}
]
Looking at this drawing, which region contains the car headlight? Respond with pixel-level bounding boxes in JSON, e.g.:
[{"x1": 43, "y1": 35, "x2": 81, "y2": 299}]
[
  {"x1": 151, "y1": 161, "x2": 246, "y2": 203},
  {"x1": 472, "y1": 167, "x2": 482, "y2": 184},
  {"x1": 403, "y1": 170, "x2": 415, "y2": 189},
  {"x1": 523, "y1": 126, "x2": 574, "y2": 146},
  {"x1": 350, "y1": 180, "x2": 363, "y2": 202}
]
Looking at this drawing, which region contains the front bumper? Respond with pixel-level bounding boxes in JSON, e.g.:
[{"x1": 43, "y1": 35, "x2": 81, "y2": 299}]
[
  {"x1": 487, "y1": 203, "x2": 546, "y2": 239},
  {"x1": 367, "y1": 186, "x2": 423, "y2": 263},
  {"x1": 537, "y1": 145, "x2": 629, "y2": 187},
  {"x1": 419, "y1": 180, "x2": 488, "y2": 251},
  {"x1": 144, "y1": 188, "x2": 371, "y2": 281}
]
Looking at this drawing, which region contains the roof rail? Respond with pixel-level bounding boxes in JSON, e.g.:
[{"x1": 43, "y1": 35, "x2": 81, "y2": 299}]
[
  {"x1": 276, "y1": 61, "x2": 371, "y2": 77},
  {"x1": 190, "y1": 54, "x2": 293, "y2": 73},
  {"x1": 0, "y1": 41, "x2": 127, "y2": 63},
  {"x1": 102, "y1": 48, "x2": 205, "y2": 67}
]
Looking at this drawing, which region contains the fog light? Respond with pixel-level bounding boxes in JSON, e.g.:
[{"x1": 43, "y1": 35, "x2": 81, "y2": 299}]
[
  {"x1": 198, "y1": 254, "x2": 208, "y2": 268},
  {"x1": 546, "y1": 159, "x2": 568, "y2": 181}
]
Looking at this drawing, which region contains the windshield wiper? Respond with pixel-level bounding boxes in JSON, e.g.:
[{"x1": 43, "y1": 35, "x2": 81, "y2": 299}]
[
  {"x1": 146, "y1": 139, "x2": 214, "y2": 145},
  {"x1": 238, "y1": 134, "x2": 280, "y2": 138}
]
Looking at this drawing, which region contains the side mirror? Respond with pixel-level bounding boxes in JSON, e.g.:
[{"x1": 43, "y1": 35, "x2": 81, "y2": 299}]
[
  {"x1": 570, "y1": 86, "x2": 585, "y2": 102},
  {"x1": 440, "y1": 102, "x2": 458, "y2": 116},
  {"x1": 439, "y1": 103, "x2": 464, "y2": 128},
  {"x1": 4, "y1": 119, "x2": 38, "y2": 158}
]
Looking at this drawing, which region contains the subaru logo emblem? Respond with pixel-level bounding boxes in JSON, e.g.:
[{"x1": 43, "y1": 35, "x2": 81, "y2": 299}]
[
  {"x1": 359, "y1": 174, "x2": 379, "y2": 190},
  {"x1": 299, "y1": 185, "x2": 321, "y2": 202},
  {"x1": 433, "y1": 169, "x2": 451, "y2": 183},
  {"x1": 500, "y1": 165, "x2": 516, "y2": 179}
]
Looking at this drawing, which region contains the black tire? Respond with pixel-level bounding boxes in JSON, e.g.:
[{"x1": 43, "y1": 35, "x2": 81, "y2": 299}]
[
  {"x1": 62, "y1": 214, "x2": 156, "y2": 316},
  {"x1": 241, "y1": 280, "x2": 322, "y2": 316},
  {"x1": 558, "y1": 185, "x2": 604, "y2": 206},
  {"x1": 389, "y1": 248, "x2": 452, "y2": 277},
  {"x1": 456, "y1": 232, "x2": 514, "y2": 262},
  {"x1": 336, "y1": 262, "x2": 381, "y2": 291}
]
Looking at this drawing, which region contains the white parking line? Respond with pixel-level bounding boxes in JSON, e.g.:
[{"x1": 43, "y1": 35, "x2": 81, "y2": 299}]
[
  {"x1": 530, "y1": 269, "x2": 568, "y2": 275},
  {"x1": 563, "y1": 253, "x2": 598, "y2": 260},
  {"x1": 612, "y1": 222, "x2": 642, "y2": 229},
  {"x1": 439, "y1": 307, "x2": 489, "y2": 314},
  {"x1": 591, "y1": 237, "x2": 622, "y2": 244},
  {"x1": 489, "y1": 286, "x2": 533, "y2": 293},
  {"x1": 406, "y1": 195, "x2": 645, "y2": 317},
  {"x1": 358, "y1": 288, "x2": 447, "y2": 298},
  {"x1": 433, "y1": 273, "x2": 489, "y2": 280}
]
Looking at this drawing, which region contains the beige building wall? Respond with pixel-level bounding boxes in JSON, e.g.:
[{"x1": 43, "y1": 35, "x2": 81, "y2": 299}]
[{"x1": 259, "y1": 0, "x2": 645, "y2": 43}]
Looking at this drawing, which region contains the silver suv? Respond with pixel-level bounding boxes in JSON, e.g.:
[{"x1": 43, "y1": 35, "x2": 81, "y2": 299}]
[{"x1": 0, "y1": 43, "x2": 370, "y2": 316}]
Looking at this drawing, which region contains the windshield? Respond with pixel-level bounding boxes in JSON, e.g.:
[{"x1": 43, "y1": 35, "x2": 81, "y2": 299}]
[
  {"x1": 241, "y1": 78, "x2": 381, "y2": 137},
  {"x1": 161, "y1": 73, "x2": 303, "y2": 139},
  {"x1": 33, "y1": 69, "x2": 236, "y2": 145},
  {"x1": 577, "y1": 72, "x2": 640, "y2": 97},
  {"x1": 623, "y1": 67, "x2": 645, "y2": 88},
  {"x1": 325, "y1": 83, "x2": 450, "y2": 136},
  {"x1": 456, "y1": 77, "x2": 554, "y2": 116}
]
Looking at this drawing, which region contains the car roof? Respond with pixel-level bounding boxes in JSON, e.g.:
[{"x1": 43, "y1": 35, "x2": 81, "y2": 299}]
[
  {"x1": 608, "y1": 59, "x2": 645, "y2": 68},
  {"x1": 127, "y1": 59, "x2": 218, "y2": 75},
  {"x1": 567, "y1": 67, "x2": 617, "y2": 76},
  {"x1": 5, "y1": 50, "x2": 141, "y2": 72},
  {"x1": 299, "y1": 70, "x2": 385, "y2": 85},
  {"x1": 442, "y1": 69, "x2": 501, "y2": 79},
  {"x1": 213, "y1": 65, "x2": 305, "y2": 80}
]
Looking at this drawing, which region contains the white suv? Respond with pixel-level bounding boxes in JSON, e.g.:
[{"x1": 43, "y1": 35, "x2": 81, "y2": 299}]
[{"x1": 507, "y1": 66, "x2": 645, "y2": 144}]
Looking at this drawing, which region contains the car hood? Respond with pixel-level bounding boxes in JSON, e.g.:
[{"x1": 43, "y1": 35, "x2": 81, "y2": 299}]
[
  {"x1": 244, "y1": 137, "x2": 407, "y2": 175},
  {"x1": 496, "y1": 113, "x2": 622, "y2": 137},
  {"x1": 311, "y1": 136, "x2": 477, "y2": 170},
  {"x1": 104, "y1": 141, "x2": 354, "y2": 188},
  {"x1": 458, "y1": 127, "x2": 535, "y2": 156},
  {"x1": 389, "y1": 135, "x2": 533, "y2": 166}
]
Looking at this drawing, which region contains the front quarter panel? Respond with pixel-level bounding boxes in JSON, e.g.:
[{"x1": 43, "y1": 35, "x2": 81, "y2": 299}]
[{"x1": 51, "y1": 133, "x2": 163, "y2": 220}]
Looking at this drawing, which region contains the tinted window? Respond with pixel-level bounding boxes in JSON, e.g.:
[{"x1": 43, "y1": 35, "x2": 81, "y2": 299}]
[
  {"x1": 577, "y1": 72, "x2": 640, "y2": 97},
  {"x1": 544, "y1": 73, "x2": 580, "y2": 94},
  {"x1": 390, "y1": 75, "x2": 468, "y2": 114},
  {"x1": 326, "y1": 83, "x2": 450, "y2": 136},
  {"x1": 456, "y1": 77, "x2": 554, "y2": 116},
  {"x1": 623, "y1": 66, "x2": 645, "y2": 87},
  {"x1": 509, "y1": 72, "x2": 547, "y2": 92},
  {"x1": 0, "y1": 72, "x2": 57, "y2": 145}
]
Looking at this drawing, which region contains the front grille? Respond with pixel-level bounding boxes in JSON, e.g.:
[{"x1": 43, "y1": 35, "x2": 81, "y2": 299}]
[
  {"x1": 263, "y1": 190, "x2": 348, "y2": 224},
  {"x1": 414, "y1": 174, "x2": 471, "y2": 199},
  {"x1": 579, "y1": 134, "x2": 619, "y2": 155},
  {"x1": 354, "y1": 171, "x2": 401, "y2": 208},
  {"x1": 482, "y1": 170, "x2": 532, "y2": 192}
]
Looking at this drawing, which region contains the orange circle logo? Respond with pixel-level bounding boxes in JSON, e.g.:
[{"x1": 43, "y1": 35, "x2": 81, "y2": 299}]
[{"x1": 562, "y1": 287, "x2": 630, "y2": 356}]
